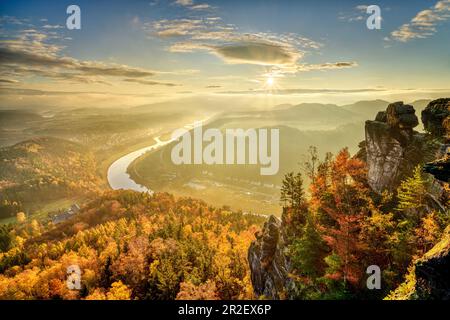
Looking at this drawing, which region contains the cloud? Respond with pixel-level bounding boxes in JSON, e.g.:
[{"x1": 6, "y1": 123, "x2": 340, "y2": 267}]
[
  {"x1": 147, "y1": 16, "x2": 357, "y2": 77},
  {"x1": 0, "y1": 46, "x2": 72, "y2": 68},
  {"x1": 0, "y1": 46, "x2": 157, "y2": 77},
  {"x1": 296, "y1": 61, "x2": 358, "y2": 72},
  {"x1": 77, "y1": 63, "x2": 156, "y2": 77},
  {"x1": 389, "y1": 0, "x2": 450, "y2": 42},
  {"x1": 175, "y1": 0, "x2": 193, "y2": 5},
  {"x1": 0, "y1": 87, "x2": 103, "y2": 96},
  {"x1": 0, "y1": 15, "x2": 29, "y2": 26},
  {"x1": 338, "y1": 5, "x2": 369, "y2": 22},
  {"x1": 1, "y1": 29, "x2": 63, "y2": 56},
  {"x1": 0, "y1": 87, "x2": 162, "y2": 97},
  {"x1": 0, "y1": 65, "x2": 112, "y2": 85},
  {"x1": 148, "y1": 17, "x2": 323, "y2": 70},
  {"x1": 218, "y1": 87, "x2": 386, "y2": 95},
  {"x1": 213, "y1": 42, "x2": 301, "y2": 66},
  {"x1": 173, "y1": 0, "x2": 211, "y2": 11},
  {"x1": 168, "y1": 40, "x2": 303, "y2": 66},
  {"x1": 150, "y1": 17, "x2": 322, "y2": 49},
  {"x1": 0, "y1": 78, "x2": 19, "y2": 84},
  {"x1": 123, "y1": 78, "x2": 180, "y2": 86},
  {"x1": 259, "y1": 61, "x2": 358, "y2": 80},
  {"x1": 151, "y1": 18, "x2": 204, "y2": 38},
  {"x1": 42, "y1": 24, "x2": 64, "y2": 29},
  {"x1": 339, "y1": 4, "x2": 385, "y2": 24},
  {"x1": 355, "y1": 5, "x2": 369, "y2": 11},
  {"x1": 0, "y1": 26, "x2": 188, "y2": 86},
  {"x1": 191, "y1": 4, "x2": 211, "y2": 10}
]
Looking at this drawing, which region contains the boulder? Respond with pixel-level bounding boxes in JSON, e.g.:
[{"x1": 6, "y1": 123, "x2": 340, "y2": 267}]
[
  {"x1": 375, "y1": 111, "x2": 387, "y2": 122},
  {"x1": 386, "y1": 101, "x2": 419, "y2": 130},
  {"x1": 421, "y1": 98, "x2": 450, "y2": 139}
]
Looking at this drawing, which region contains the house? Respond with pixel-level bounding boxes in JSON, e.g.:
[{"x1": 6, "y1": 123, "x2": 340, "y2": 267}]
[{"x1": 51, "y1": 204, "x2": 80, "y2": 224}]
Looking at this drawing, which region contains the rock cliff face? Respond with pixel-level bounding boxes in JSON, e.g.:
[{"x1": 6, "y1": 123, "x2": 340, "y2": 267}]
[
  {"x1": 365, "y1": 101, "x2": 445, "y2": 193},
  {"x1": 248, "y1": 215, "x2": 292, "y2": 299},
  {"x1": 365, "y1": 120, "x2": 406, "y2": 194}
]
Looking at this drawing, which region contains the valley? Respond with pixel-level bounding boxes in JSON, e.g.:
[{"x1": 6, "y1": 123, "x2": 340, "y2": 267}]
[
  {"x1": 0, "y1": 97, "x2": 449, "y2": 301},
  {"x1": 0, "y1": 98, "x2": 431, "y2": 222}
]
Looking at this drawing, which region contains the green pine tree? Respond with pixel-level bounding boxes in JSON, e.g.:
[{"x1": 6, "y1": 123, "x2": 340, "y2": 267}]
[
  {"x1": 291, "y1": 214, "x2": 327, "y2": 279},
  {"x1": 396, "y1": 165, "x2": 428, "y2": 214},
  {"x1": 280, "y1": 172, "x2": 306, "y2": 212}
]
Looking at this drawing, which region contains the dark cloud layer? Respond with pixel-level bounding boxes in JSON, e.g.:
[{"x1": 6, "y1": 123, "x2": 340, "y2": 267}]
[
  {"x1": 0, "y1": 47, "x2": 156, "y2": 78},
  {"x1": 123, "y1": 78, "x2": 180, "y2": 86},
  {"x1": 214, "y1": 42, "x2": 299, "y2": 65}
]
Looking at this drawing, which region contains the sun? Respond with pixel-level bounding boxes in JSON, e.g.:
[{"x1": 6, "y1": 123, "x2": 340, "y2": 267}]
[{"x1": 266, "y1": 76, "x2": 275, "y2": 87}]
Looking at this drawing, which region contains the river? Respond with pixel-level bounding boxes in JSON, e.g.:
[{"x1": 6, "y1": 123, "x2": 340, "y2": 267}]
[
  {"x1": 107, "y1": 136, "x2": 173, "y2": 193},
  {"x1": 106, "y1": 118, "x2": 212, "y2": 193}
]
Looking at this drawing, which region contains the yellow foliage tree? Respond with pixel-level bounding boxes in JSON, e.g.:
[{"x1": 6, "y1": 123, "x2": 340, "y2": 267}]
[
  {"x1": 106, "y1": 281, "x2": 131, "y2": 300},
  {"x1": 16, "y1": 212, "x2": 26, "y2": 223}
]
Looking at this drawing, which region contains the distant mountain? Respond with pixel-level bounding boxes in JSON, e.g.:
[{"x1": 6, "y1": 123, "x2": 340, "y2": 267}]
[
  {"x1": 340, "y1": 99, "x2": 389, "y2": 117},
  {"x1": 130, "y1": 96, "x2": 259, "y2": 115},
  {"x1": 409, "y1": 99, "x2": 431, "y2": 115},
  {"x1": 340, "y1": 99, "x2": 431, "y2": 120},
  {"x1": 272, "y1": 103, "x2": 358, "y2": 123},
  {"x1": 0, "y1": 110, "x2": 43, "y2": 127},
  {"x1": 225, "y1": 102, "x2": 362, "y2": 130}
]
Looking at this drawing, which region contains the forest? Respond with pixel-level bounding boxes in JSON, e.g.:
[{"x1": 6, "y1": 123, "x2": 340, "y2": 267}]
[
  {"x1": 0, "y1": 145, "x2": 447, "y2": 299},
  {"x1": 0, "y1": 137, "x2": 102, "y2": 221},
  {"x1": 0, "y1": 191, "x2": 264, "y2": 299}
]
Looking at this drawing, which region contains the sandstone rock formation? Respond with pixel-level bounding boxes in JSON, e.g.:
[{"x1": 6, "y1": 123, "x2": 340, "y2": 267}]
[
  {"x1": 421, "y1": 98, "x2": 450, "y2": 139},
  {"x1": 386, "y1": 101, "x2": 419, "y2": 130},
  {"x1": 248, "y1": 215, "x2": 292, "y2": 299},
  {"x1": 365, "y1": 101, "x2": 443, "y2": 193},
  {"x1": 365, "y1": 119, "x2": 406, "y2": 193},
  {"x1": 375, "y1": 111, "x2": 387, "y2": 122}
]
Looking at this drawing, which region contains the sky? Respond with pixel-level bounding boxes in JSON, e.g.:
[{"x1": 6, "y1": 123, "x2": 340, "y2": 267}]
[{"x1": 0, "y1": 0, "x2": 450, "y2": 109}]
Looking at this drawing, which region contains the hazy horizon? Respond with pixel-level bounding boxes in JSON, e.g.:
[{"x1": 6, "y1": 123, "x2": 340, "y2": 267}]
[{"x1": 1, "y1": 0, "x2": 450, "y2": 111}]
